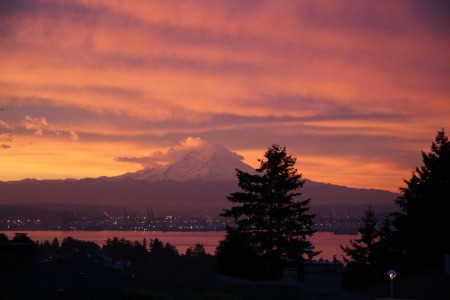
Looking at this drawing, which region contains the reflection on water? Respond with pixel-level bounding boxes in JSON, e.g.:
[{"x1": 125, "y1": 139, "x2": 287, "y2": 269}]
[{"x1": 1, "y1": 230, "x2": 356, "y2": 261}]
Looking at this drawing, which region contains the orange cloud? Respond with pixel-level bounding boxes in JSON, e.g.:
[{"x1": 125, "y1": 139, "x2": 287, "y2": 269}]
[
  {"x1": 0, "y1": 0, "x2": 448, "y2": 191},
  {"x1": 23, "y1": 116, "x2": 48, "y2": 136}
]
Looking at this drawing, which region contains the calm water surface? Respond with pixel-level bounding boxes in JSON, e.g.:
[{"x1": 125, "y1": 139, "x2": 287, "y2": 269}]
[{"x1": 2, "y1": 230, "x2": 356, "y2": 261}]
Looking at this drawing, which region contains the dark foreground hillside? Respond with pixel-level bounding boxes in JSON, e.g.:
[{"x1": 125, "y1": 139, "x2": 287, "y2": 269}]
[
  {"x1": 0, "y1": 259, "x2": 142, "y2": 299},
  {"x1": 355, "y1": 268, "x2": 450, "y2": 300},
  {"x1": 0, "y1": 258, "x2": 373, "y2": 300}
]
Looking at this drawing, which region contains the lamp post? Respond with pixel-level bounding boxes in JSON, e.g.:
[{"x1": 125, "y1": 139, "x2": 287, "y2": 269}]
[{"x1": 386, "y1": 269, "x2": 397, "y2": 300}]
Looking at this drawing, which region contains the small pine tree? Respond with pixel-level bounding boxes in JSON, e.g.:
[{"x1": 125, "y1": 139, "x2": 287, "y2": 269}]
[
  {"x1": 341, "y1": 205, "x2": 382, "y2": 288},
  {"x1": 341, "y1": 205, "x2": 379, "y2": 266}
]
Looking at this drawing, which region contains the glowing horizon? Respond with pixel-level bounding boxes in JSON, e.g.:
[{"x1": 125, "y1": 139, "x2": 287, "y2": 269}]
[{"x1": 1, "y1": 1, "x2": 449, "y2": 192}]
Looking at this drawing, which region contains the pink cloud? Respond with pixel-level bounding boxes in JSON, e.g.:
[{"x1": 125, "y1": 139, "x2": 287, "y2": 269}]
[
  {"x1": 70, "y1": 130, "x2": 79, "y2": 141},
  {"x1": 0, "y1": 120, "x2": 10, "y2": 129},
  {"x1": 0, "y1": 1, "x2": 448, "y2": 189},
  {"x1": 0, "y1": 133, "x2": 13, "y2": 143},
  {"x1": 23, "y1": 115, "x2": 48, "y2": 136}
]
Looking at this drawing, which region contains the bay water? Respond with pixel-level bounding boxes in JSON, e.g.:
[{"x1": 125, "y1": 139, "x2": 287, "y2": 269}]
[{"x1": 2, "y1": 230, "x2": 355, "y2": 262}]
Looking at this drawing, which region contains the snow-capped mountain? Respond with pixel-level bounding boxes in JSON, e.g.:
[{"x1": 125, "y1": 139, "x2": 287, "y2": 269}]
[
  {"x1": 119, "y1": 143, "x2": 256, "y2": 181},
  {"x1": 0, "y1": 139, "x2": 398, "y2": 215}
]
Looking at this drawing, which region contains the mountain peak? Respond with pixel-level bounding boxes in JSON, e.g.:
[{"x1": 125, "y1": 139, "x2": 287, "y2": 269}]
[{"x1": 119, "y1": 140, "x2": 256, "y2": 181}]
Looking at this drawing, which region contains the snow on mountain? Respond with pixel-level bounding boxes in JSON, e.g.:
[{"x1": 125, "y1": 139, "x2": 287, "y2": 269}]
[
  {"x1": 0, "y1": 138, "x2": 398, "y2": 213},
  {"x1": 120, "y1": 142, "x2": 256, "y2": 181}
]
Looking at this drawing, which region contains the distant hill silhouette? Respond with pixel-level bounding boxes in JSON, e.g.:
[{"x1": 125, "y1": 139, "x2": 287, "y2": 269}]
[{"x1": 0, "y1": 141, "x2": 398, "y2": 215}]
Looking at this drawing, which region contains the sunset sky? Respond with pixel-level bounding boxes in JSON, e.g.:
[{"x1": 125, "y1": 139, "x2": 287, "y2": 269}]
[{"x1": 1, "y1": 0, "x2": 449, "y2": 192}]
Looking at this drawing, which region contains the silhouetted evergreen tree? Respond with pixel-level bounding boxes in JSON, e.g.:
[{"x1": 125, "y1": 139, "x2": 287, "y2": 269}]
[
  {"x1": 0, "y1": 233, "x2": 9, "y2": 243},
  {"x1": 12, "y1": 233, "x2": 33, "y2": 243},
  {"x1": 60, "y1": 237, "x2": 100, "y2": 259},
  {"x1": 102, "y1": 237, "x2": 135, "y2": 262},
  {"x1": 148, "y1": 237, "x2": 179, "y2": 258},
  {"x1": 216, "y1": 227, "x2": 261, "y2": 278},
  {"x1": 51, "y1": 237, "x2": 60, "y2": 249},
  {"x1": 375, "y1": 215, "x2": 402, "y2": 275},
  {"x1": 341, "y1": 205, "x2": 379, "y2": 266},
  {"x1": 341, "y1": 205, "x2": 383, "y2": 288},
  {"x1": 217, "y1": 144, "x2": 315, "y2": 279},
  {"x1": 186, "y1": 243, "x2": 207, "y2": 257},
  {"x1": 393, "y1": 129, "x2": 450, "y2": 271}
]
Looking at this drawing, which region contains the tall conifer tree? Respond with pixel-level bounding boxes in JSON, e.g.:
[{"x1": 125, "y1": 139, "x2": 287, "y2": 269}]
[
  {"x1": 394, "y1": 129, "x2": 450, "y2": 270},
  {"x1": 216, "y1": 144, "x2": 315, "y2": 279}
]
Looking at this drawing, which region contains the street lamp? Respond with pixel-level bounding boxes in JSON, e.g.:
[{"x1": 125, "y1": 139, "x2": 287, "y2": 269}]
[{"x1": 386, "y1": 269, "x2": 397, "y2": 300}]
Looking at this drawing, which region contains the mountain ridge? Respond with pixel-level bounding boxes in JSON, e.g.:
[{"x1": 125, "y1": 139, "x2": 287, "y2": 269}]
[{"x1": 0, "y1": 141, "x2": 399, "y2": 214}]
